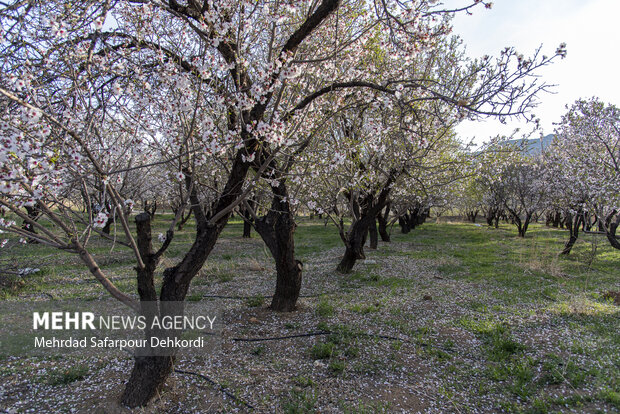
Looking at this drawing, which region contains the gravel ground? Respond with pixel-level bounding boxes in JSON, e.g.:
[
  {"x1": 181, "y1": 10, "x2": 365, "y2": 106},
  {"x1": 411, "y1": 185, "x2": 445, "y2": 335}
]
[{"x1": 1, "y1": 230, "x2": 618, "y2": 413}]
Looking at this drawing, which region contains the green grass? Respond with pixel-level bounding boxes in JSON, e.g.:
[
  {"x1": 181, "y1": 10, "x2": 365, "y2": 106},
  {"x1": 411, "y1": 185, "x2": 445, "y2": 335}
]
[
  {"x1": 2, "y1": 214, "x2": 619, "y2": 412},
  {"x1": 310, "y1": 342, "x2": 335, "y2": 360},
  {"x1": 46, "y1": 364, "x2": 89, "y2": 385},
  {"x1": 282, "y1": 388, "x2": 318, "y2": 414},
  {"x1": 316, "y1": 296, "x2": 335, "y2": 317},
  {"x1": 245, "y1": 294, "x2": 265, "y2": 308}
]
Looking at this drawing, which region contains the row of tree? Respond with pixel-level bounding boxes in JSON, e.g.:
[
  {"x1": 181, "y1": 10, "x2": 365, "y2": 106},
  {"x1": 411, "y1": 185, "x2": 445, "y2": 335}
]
[
  {"x1": 454, "y1": 98, "x2": 619, "y2": 254},
  {"x1": 0, "y1": 0, "x2": 584, "y2": 408}
]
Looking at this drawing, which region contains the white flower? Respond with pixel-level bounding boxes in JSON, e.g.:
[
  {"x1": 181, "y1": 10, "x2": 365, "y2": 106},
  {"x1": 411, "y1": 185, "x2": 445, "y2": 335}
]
[
  {"x1": 93, "y1": 17, "x2": 105, "y2": 31},
  {"x1": 12, "y1": 77, "x2": 27, "y2": 91},
  {"x1": 394, "y1": 83, "x2": 404, "y2": 99},
  {"x1": 93, "y1": 212, "x2": 109, "y2": 228},
  {"x1": 175, "y1": 171, "x2": 185, "y2": 181},
  {"x1": 111, "y1": 82, "x2": 123, "y2": 95},
  {"x1": 158, "y1": 233, "x2": 166, "y2": 243},
  {"x1": 333, "y1": 151, "x2": 346, "y2": 164},
  {"x1": 23, "y1": 108, "x2": 42, "y2": 124},
  {"x1": 241, "y1": 152, "x2": 255, "y2": 163},
  {"x1": 50, "y1": 19, "x2": 68, "y2": 39},
  {"x1": 280, "y1": 65, "x2": 301, "y2": 80}
]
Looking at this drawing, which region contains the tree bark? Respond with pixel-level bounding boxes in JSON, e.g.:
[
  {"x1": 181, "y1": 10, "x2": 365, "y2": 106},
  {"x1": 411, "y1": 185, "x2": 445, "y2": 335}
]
[
  {"x1": 243, "y1": 220, "x2": 252, "y2": 238},
  {"x1": 377, "y1": 203, "x2": 391, "y2": 242},
  {"x1": 399, "y1": 215, "x2": 411, "y2": 234},
  {"x1": 254, "y1": 182, "x2": 303, "y2": 312},
  {"x1": 518, "y1": 212, "x2": 532, "y2": 237},
  {"x1": 561, "y1": 212, "x2": 581, "y2": 255},
  {"x1": 603, "y1": 210, "x2": 620, "y2": 250},
  {"x1": 22, "y1": 205, "x2": 40, "y2": 244},
  {"x1": 337, "y1": 220, "x2": 368, "y2": 273},
  {"x1": 121, "y1": 152, "x2": 250, "y2": 407},
  {"x1": 337, "y1": 174, "x2": 396, "y2": 273},
  {"x1": 368, "y1": 217, "x2": 378, "y2": 249},
  {"x1": 121, "y1": 356, "x2": 174, "y2": 407}
]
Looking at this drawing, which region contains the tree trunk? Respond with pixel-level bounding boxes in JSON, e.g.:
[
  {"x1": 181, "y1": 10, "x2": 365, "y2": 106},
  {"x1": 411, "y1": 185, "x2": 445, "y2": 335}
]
[
  {"x1": 243, "y1": 220, "x2": 252, "y2": 238},
  {"x1": 399, "y1": 215, "x2": 411, "y2": 234},
  {"x1": 561, "y1": 212, "x2": 581, "y2": 255},
  {"x1": 519, "y1": 213, "x2": 532, "y2": 237},
  {"x1": 337, "y1": 216, "x2": 369, "y2": 273},
  {"x1": 603, "y1": 211, "x2": 620, "y2": 250},
  {"x1": 254, "y1": 182, "x2": 303, "y2": 312},
  {"x1": 121, "y1": 356, "x2": 174, "y2": 407},
  {"x1": 466, "y1": 210, "x2": 478, "y2": 223},
  {"x1": 121, "y1": 152, "x2": 251, "y2": 407},
  {"x1": 121, "y1": 214, "x2": 178, "y2": 407},
  {"x1": 368, "y1": 218, "x2": 378, "y2": 249},
  {"x1": 377, "y1": 204, "x2": 391, "y2": 242},
  {"x1": 486, "y1": 213, "x2": 494, "y2": 226},
  {"x1": 22, "y1": 205, "x2": 40, "y2": 244}
]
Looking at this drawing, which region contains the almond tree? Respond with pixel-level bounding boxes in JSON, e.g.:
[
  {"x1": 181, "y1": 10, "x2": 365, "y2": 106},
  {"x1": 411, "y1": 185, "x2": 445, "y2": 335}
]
[
  {"x1": 502, "y1": 159, "x2": 546, "y2": 237},
  {"x1": 545, "y1": 98, "x2": 620, "y2": 253},
  {"x1": 0, "y1": 0, "x2": 352, "y2": 406},
  {"x1": 0, "y1": 0, "x2": 566, "y2": 406}
]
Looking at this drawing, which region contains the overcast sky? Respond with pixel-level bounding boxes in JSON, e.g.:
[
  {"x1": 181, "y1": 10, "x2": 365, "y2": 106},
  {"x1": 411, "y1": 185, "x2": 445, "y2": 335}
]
[{"x1": 445, "y1": 0, "x2": 620, "y2": 145}]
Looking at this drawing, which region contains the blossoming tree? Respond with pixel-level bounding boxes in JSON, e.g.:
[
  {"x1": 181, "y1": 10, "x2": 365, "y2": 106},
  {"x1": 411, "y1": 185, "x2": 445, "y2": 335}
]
[
  {"x1": 0, "y1": 0, "x2": 566, "y2": 407},
  {"x1": 544, "y1": 98, "x2": 620, "y2": 253}
]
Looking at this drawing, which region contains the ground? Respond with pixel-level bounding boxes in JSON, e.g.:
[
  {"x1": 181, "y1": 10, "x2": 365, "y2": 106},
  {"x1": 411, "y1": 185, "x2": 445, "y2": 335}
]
[{"x1": 0, "y1": 217, "x2": 619, "y2": 413}]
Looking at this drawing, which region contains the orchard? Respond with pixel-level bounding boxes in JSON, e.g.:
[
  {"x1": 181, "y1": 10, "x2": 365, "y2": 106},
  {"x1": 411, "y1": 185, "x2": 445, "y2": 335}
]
[{"x1": 0, "y1": 1, "x2": 618, "y2": 412}]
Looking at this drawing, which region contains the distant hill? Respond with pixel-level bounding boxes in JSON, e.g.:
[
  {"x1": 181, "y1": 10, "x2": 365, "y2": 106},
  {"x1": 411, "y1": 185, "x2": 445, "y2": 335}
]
[{"x1": 504, "y1": 134, "x2": 555, "y2": 155}]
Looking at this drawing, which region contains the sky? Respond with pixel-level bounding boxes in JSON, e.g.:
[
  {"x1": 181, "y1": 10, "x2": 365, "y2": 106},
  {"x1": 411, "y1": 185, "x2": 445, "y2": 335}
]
[{"x1": 444, "y1": 0, "x2": 620, "y2": 145}]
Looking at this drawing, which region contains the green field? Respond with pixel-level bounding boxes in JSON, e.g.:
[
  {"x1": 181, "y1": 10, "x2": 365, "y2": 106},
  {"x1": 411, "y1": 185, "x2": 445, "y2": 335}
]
[{"x1": 0, "y1": 218, "x2": 618, "y2": 413}]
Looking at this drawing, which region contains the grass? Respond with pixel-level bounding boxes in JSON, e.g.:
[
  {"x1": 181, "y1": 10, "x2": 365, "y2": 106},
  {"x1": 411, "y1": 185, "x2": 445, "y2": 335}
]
[
  {"x1": 1, "y1": 215, "x2": 619, "y2": 412},
  {"x1": 315, "y1": 296, "x2": 335, "y2": 317},
  {"x1": 245, "y1": 294, "x2": 265, "y2": 308},
  {"x1": 310, "y1": 342, "x2": 335, "y2": 360},
  {"x1": 46, "y1": 365, "x2": 89, "y2": 386},
  {"x1": 283, "y1": 388, "x2": 318, "y2": 414}
]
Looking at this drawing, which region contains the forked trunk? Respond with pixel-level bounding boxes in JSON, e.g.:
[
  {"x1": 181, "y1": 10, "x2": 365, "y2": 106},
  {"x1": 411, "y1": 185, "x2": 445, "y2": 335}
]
[
  {"x1": 121, "y1": 152, "x2": 250, "y2": 407},
  {"x1": 561, "y1": 212, "x2": 581, "y2": 255},
  {"x1": 337, "y1": 175, "x2": 396, "y2": 273},
  {"x1": 254, "y1": 182, "x2": 303, "y2": 312},
  {"x1": 337, "y1": 218, "x2": 368, "y2": 273},
  {"x1": 517, "y1": 213, "x2": 532, "y2": 237}
]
